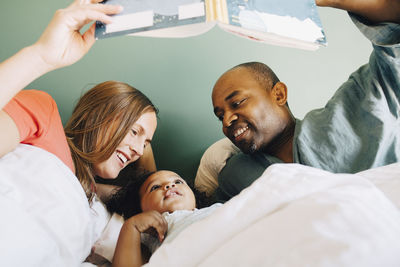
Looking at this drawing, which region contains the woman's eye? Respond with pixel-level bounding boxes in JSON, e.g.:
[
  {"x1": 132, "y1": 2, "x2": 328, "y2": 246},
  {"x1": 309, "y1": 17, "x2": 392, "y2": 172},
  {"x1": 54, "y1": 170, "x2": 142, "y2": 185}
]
[
  {"x1": 131, "y1": 129, "x2": 138, "y2": 136},
  {"x1": 150, "y1": 185, "x2": 160, "y2": 192}
]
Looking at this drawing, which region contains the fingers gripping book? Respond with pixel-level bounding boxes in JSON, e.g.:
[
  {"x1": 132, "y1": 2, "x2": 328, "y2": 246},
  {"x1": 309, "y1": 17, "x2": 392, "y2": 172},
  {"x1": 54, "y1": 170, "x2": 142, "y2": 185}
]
[{"x1": 95, "y1": 0, "x2": 327, "y2": 50}]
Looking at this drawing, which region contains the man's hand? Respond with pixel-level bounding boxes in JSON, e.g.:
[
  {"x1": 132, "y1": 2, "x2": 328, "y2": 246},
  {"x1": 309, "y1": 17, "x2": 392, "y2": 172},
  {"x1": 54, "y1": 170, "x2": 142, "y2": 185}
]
[{"x1": 316, "y1": 0, "x2": 400, "y2": 24}]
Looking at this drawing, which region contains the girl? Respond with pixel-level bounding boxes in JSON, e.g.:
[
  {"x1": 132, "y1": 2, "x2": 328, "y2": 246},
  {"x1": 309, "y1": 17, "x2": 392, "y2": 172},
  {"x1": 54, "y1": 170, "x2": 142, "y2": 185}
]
[{"x1": 106, "y1": 170, "x2": 220, "y2": 266}]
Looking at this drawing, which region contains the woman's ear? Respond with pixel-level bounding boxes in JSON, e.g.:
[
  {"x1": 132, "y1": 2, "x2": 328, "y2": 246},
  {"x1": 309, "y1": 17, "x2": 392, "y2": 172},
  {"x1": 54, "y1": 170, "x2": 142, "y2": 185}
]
[{"x1": 271, "y1": 82, "x2": 288, "y2": 106}]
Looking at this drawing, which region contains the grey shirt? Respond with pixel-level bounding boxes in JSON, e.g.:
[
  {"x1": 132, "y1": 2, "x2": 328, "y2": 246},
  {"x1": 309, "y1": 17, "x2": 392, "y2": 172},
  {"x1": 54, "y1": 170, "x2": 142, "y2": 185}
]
[{"x1": 217, "y1": 14, "x2": 400, "y2": 202}]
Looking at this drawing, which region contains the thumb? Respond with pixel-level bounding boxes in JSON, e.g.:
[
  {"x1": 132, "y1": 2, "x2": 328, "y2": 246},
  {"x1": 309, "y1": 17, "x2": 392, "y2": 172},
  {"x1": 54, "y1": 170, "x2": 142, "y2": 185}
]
[{"x1": 82, "y1": 23, "x2": 96, "y2": 50}]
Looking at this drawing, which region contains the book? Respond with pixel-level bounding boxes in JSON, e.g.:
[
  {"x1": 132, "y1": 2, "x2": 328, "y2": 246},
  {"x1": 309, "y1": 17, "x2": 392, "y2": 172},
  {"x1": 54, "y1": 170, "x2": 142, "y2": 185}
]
[{"x1": 95, "y1": 0, "x2": 327, "y2": 51}]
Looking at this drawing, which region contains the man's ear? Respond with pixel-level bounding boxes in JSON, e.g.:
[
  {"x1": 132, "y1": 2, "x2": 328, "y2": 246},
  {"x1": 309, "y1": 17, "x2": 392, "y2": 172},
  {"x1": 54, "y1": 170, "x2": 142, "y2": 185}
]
[{"x1": 271, "y1": 82, "x2": 288, "y2": 106}]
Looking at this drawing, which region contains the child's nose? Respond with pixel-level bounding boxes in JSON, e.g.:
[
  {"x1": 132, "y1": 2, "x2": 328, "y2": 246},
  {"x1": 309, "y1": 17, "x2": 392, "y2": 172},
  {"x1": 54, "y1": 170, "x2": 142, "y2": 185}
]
[{"x1": 164, "y1": 183, "x2": 176, "y2": 190}]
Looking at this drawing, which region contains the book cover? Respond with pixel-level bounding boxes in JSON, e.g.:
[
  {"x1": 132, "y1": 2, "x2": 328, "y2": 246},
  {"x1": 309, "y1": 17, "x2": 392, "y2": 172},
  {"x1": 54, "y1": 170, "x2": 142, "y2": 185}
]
[
  {"x1": 95, "y1": 0, "x2": 327, "y2": 50},
  {"x1": 95, "y1": 0, "x2": 208, "y2": 39}
]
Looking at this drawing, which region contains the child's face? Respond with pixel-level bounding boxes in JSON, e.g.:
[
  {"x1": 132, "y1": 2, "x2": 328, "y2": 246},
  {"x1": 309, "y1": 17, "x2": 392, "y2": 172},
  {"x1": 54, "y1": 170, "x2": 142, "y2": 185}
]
[{"x1": 139, "y1": 170, "x2": 196, "y2": 214}]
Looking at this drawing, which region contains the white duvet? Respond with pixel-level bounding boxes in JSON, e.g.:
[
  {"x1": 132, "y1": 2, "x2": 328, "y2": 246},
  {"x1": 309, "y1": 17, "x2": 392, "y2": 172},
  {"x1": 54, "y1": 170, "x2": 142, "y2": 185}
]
[
  {"x1": 1, "y1": 145, "x2": 400, "y2": 267},
  {"x1": 146, "y1": 163, "x2": 400, "y2": 267},
  {"x1": 0, "y1": 145, "x2": 108, "y2": 267}
]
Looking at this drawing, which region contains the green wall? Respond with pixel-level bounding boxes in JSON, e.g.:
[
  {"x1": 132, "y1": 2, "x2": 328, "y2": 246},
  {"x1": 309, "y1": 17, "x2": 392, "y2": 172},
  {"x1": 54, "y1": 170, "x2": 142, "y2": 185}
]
[{"x1": 1, "y1": 0, "x2": 372, "y2": 181}]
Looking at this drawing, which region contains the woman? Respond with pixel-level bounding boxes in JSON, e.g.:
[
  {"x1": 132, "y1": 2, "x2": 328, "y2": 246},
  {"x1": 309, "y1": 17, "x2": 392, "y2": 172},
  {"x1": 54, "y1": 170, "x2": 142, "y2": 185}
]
[
  {"x1": 0, "y1": 0, "x2": 156, "y2": 200},
  {"x1": 65, "y1": 80, "x2": 158, "y2": 200}
]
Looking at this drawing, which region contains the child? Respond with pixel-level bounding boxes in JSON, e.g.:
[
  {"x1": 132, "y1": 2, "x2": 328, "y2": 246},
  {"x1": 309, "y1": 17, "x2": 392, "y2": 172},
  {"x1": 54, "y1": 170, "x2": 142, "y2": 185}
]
[{"x1": 106, "y1": 170, "x2": 221, "y2": 267}]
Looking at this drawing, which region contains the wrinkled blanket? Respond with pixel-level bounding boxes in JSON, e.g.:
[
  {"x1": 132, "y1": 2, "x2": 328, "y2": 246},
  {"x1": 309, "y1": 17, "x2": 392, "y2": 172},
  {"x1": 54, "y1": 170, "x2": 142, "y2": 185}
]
[{"x1": 146, "y1": 163, "x2": 400, "y2": 267}]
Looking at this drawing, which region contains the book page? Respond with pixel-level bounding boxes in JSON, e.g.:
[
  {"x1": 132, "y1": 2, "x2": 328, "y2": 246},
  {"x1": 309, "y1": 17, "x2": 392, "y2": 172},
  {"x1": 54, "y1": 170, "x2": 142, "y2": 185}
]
[
  {"x1": 222, "y1": 0, "x2": 327, "y2": 48},
  {"x1": 96, "y1": 0, "x2": 208, "y2": 39}
]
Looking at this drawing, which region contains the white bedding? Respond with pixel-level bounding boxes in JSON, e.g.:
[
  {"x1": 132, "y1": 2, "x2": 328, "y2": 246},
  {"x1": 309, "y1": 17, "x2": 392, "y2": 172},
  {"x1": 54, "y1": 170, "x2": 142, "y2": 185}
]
[
  {"x1": 146, "y1": 163, "x2": 400, "y2": 267},
  {"x1": 0, "y1": 145, "x2": 108, "y2": 267},
  {"x1": 1, "y1": 145, "x2": 400, "y2": 267}
]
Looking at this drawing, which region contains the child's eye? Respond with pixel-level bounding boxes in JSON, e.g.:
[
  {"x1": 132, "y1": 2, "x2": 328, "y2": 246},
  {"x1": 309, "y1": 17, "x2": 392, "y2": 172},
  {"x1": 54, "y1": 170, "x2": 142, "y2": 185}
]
[
  {"x1": 150, "y1": 185, "x2": 161, "y2": 192},
  {"x1": 175, "y1": 179, "x2": 183, "y2": 184}
]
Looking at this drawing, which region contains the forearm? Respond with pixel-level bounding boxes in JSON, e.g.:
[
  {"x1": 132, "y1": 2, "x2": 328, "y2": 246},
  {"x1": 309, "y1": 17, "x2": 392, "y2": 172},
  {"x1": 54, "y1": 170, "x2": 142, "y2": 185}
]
[
  {"x1": 0, "y1": 1, "x2": 122, "y2": 110},
  {"x1": 0, "y1": 45, "x2": 51, "y2": 109},
  {"x1": 112, "y1": 223, "x2": 143, "y2": 267},
  {"x1": 316, "y1": 0, "x2": 400, "y2": 24}
]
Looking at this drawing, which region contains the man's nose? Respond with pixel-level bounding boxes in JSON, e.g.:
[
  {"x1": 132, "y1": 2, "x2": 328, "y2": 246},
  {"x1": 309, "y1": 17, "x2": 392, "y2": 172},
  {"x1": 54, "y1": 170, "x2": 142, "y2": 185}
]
[{"x1": 223, "y1": 111, "x2": 238, "y2": 128}]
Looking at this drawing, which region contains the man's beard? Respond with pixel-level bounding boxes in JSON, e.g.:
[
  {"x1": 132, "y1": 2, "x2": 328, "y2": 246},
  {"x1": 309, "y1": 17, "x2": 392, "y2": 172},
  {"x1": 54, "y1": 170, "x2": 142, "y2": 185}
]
[
  {"x1": 248, "y1": 143, "x2": 257, "y2": 154},
  {"x1": 238, "y1": 140, "x2": 258, "y2": 154}
]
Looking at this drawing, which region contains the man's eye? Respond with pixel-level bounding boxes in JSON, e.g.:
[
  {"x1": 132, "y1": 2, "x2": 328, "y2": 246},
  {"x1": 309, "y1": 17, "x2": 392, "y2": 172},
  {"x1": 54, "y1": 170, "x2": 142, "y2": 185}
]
[
  {"x1": 232, "y1": 99, "x2": 246, "y2": 108},
  {"x1": 150, "y1": 185, "x2": 160, "y2": 192},
  {"x1": 217, "y1": 115, "x2": 224, "y2": 121}
]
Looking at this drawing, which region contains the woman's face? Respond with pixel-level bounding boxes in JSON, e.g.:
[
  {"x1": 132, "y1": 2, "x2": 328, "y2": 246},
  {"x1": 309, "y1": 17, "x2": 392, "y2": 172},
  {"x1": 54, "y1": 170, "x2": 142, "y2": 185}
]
[{"x1": 93, "y1": 111, "x2": 157, "y2": 179}]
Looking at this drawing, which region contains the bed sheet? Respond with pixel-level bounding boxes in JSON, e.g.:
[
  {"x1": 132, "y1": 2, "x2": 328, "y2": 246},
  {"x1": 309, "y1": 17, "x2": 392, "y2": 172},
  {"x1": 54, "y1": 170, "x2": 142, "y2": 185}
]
[{"x1": 145, "y1": 163, "x2": 400, "y2": 267}]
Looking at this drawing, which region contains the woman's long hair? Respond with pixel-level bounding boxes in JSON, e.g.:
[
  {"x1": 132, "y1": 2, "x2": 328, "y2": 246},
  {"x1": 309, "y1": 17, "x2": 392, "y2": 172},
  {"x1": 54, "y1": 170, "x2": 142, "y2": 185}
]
[{"x1": 64, "y1": 81, "x2": 158, "y2": 199}]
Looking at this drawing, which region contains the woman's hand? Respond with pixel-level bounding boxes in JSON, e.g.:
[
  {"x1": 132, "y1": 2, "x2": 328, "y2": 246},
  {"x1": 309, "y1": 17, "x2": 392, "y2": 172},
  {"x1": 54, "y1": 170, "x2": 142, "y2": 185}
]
[{"x1": 33, "y1": 0, "x2": 123, "y2": 71}]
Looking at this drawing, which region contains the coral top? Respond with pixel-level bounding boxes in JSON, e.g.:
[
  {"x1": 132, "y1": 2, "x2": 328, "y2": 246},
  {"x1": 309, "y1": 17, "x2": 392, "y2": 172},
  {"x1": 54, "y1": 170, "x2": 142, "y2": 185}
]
[{"x1": 4, "y1": 90, "x2": 75, "y2": 173}]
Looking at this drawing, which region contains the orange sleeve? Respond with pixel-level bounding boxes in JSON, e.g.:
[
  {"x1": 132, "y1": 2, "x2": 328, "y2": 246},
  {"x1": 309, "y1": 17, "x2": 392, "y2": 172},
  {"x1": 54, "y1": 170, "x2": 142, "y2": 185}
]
[{"x1": 4, "y1": 90, "x2": 75, "y2": 173}]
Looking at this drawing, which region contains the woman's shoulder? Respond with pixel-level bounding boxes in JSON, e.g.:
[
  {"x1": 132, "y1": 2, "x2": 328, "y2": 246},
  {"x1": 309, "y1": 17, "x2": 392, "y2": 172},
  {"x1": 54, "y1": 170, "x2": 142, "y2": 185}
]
[{"x1": 15, "y1": 89, "x2": 56, "y2": 106}]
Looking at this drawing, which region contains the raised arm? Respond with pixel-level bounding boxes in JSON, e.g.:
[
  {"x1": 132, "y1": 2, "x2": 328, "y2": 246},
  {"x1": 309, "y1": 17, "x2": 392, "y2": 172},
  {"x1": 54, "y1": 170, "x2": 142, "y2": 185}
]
[
  {"x1": 316, "y1": 0, "x2": 400, "y2": 24},
  {"x1": 0, "y1": 0, "x2": 122, "y2": 109},
  {"x1": 113, "y1": 211, "x2": 167, "y2": 267}
]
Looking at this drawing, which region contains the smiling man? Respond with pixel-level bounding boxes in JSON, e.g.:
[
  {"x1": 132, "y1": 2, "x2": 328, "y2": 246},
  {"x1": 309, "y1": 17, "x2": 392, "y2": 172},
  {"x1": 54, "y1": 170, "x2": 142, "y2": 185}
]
[{"x1": 211, "y1": 0, "x2": 400, "y2": 202}]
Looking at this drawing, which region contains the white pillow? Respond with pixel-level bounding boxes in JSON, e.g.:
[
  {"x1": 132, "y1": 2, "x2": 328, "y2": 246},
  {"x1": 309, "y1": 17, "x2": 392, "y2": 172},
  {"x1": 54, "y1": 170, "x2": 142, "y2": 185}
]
[
  {"x1": 0, "y1": 144, "x2": 99, "y2": 266},
  {"x1": 194, "y1": 138, "x2": 240, "y2": 195}
]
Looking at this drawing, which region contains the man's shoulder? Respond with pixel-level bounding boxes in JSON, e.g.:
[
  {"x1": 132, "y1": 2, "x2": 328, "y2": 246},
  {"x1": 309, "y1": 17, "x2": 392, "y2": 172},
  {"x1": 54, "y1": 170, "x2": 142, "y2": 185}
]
[
  {"x1": 219, "y1": 152, "x2": 271, "y2": 185},
  {"x1": 224, "y1": 152, "x2": 269, "y2": 168}
]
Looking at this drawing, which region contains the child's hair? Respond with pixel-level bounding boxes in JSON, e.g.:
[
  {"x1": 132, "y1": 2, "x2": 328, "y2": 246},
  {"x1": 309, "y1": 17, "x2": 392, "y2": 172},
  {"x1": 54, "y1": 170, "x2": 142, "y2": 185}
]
[{"x1": 105, "y1": 170, "x2": 217, "y2": 219}]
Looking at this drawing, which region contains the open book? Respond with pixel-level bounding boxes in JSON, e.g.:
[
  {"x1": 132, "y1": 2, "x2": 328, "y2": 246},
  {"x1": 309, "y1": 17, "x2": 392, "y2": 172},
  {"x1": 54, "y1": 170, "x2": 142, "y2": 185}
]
[{"x1": 95, "y1": 0, "x2": 327, "y2": 51}]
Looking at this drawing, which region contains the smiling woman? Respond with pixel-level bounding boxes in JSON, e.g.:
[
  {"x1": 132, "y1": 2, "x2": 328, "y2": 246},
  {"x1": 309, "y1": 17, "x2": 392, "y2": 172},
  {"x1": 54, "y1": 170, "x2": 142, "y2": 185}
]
[
  {"x1": 65, "y1": 80, "x2": 158, "y2": 199},
  {"x1": 93, "y1": 111, "x2": 157, "y2": 179}
]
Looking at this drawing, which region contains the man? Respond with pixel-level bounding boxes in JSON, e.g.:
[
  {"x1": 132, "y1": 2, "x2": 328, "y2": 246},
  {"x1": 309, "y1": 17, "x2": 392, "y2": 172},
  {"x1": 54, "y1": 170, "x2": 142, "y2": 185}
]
[{"x1": 212, "y1": 0, "x2": 400, "y2": 201}]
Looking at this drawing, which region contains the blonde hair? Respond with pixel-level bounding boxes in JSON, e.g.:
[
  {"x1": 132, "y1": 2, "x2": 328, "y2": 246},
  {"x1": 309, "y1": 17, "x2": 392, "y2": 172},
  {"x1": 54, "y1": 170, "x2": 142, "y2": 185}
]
[{"x1": 64, "y1": 81, "x2": 158, "y2": 199}]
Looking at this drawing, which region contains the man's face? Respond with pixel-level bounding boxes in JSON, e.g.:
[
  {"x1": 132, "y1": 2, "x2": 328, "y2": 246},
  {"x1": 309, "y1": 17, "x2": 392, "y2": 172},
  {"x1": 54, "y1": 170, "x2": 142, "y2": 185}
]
[{"x1": 212, "y1": 67, "x2": 288, "y2": 153}]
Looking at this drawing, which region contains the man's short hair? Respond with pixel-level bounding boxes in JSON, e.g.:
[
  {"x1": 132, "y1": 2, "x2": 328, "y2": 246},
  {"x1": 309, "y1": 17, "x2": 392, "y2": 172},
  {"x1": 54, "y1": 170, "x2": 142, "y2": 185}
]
[{"x1": 232, "y1": 62, "x2": 280, "y2": 91}]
